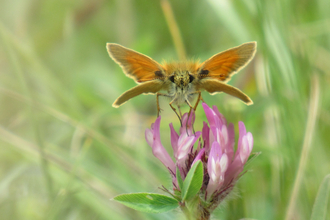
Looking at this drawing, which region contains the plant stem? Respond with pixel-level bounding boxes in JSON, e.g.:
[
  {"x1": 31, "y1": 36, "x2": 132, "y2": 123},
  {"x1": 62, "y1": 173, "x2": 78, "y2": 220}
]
[
  {"x1": 181, "y1": 202, "x2": 211, "y2": 220},
  {"x1": 181, "y1": 204, "x2": 192, "y2": 220},
  {"x1": 196, "y1": 205, "x2": 210, "y2": 220}
]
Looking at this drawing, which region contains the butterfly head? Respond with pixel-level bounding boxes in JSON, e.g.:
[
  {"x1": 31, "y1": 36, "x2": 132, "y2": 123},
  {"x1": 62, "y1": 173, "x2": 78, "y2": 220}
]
[{"x1": 169, "y1": 71, "x2": 195, "y2": 91}]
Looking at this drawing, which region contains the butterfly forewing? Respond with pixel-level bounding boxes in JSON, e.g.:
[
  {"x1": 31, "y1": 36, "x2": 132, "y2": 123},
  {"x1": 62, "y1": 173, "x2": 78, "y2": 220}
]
[
  {"x1": 198, "y1": 42, "x2": 256, "y2": 82},
  {"x1": 107, "y1": 43, "x2": 165, "y2": 83}
]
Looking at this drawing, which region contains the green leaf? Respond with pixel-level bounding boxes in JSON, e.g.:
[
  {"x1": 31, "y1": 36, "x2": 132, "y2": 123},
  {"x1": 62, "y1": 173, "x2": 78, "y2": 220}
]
[
  {"x1": 182, "y1": 161, "x2": 203, "y2": 201},
  {"x1": 113, "y1": 193, "x2": 179, "y2": 213},
  {"x1": 176, "y1": 166, "x2": 183, "y2": 191},
  {"x1": 310, "y1": 174, "x2": 330, "y2": 220}
]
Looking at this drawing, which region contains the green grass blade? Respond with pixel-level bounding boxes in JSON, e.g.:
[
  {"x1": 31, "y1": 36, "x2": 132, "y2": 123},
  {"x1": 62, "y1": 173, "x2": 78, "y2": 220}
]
[{"x1": 310, "y1": 174, "x2": 330, "y2": 220}]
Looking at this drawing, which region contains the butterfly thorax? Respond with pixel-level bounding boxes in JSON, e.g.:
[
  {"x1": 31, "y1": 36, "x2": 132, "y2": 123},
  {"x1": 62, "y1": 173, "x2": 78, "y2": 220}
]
[{"x1": 162, "y1": 62, "x2": 200, "y2": 106}]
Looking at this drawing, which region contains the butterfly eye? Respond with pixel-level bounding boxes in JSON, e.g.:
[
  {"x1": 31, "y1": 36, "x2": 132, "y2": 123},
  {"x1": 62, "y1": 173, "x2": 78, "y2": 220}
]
[
  {"x1": 189, "y1": 75, "x2": 195, "y2": 83},
  {"x1": 169, "y1": 75, "x2": 175, "y2": 83}
]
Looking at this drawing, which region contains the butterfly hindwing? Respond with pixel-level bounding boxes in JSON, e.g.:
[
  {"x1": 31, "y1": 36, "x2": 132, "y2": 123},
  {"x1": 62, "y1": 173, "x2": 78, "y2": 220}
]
[
  {"x1": 197, "y1": 79, "x2": 253, "y2": 105},
  {"x1": 112, "y1": 80, "x2": 164, "y2": 107}
]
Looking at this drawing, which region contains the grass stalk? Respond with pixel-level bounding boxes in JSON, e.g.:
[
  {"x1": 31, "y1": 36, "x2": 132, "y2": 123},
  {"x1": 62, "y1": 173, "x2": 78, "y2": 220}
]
[
  {"x1": 160, "y1": 0, "x2": 186, "y2": 60},
  {"x1": 285, "y1": 75, "x2": 320, "y2": 220},
  {"x1": 0, "y1": 22, "x2": 55, "y2": 200}
]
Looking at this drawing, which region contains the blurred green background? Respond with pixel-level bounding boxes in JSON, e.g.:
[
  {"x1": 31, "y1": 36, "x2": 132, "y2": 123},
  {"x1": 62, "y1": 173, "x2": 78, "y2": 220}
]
[{"x1": 0, "y1": 0, "x2": 329, "y2": 219}]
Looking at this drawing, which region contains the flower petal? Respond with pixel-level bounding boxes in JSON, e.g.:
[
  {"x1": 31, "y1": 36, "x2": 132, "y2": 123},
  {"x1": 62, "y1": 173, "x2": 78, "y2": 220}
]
[
  {"x1": 207, "y1": 142, "x2": 222, "y2": 177},
  {"x1": 177, "y1": 136, "x2": 195, "y2": 159},
  {"x1": 192, "y1": 148, "x2": 205, "y2": 166},
  {"x1": 145, "y1": 128, "x2": 154, "y2": 147},
  {"x1": 219, "y1": 153, "x2": 229, "y2": 172},
  {"x1": 202, "y1": 122, "x2": 210, "y2": 151},
  {"x1": 239, "y1": 132, "x2": 253, "y2": 164},
  {"x1": 206, "y1": 142, "x2": 230, "y2": 200},
  {"x1": 237, "y1": 121, "x2": 247, "y2": 152},
  {"x1": 246, "y1": 132, "x2": 254, "y2": 153},
  {"x1": 152, "y1": 140, "x2": 175, "y2": 174},
  {"x1": 225, "y1": 123, "x2": 235, "y2": 162},
  {"x1": 224, "y1": 121, "x2": 253, "y2": 184},
  {"x1": 221, "y1": 125, "x2": 228, "y2": 145},
  {"x1": 202, "y1": 103, "x2": 217, "y2": 128},
  {"x1": 169, "y1": 123, "x2": 179, "y2": 157},
  {"x1": 146, "y1": 116, "x2": 176, "y2": 174},
  {"x1": 177, "y1": 131, "x2": 201, "y2": 160},
  {"x1": 179, "y1": 110, "x2": 195, "y2": 136},
  {"x1": 212, "y1": 105, "x2": 227, "y2": 126}
]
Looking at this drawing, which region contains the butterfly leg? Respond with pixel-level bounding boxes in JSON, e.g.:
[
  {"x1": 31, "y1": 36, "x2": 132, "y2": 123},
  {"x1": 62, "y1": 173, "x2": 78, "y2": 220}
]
[
  {"x1": 185, "y1": 91, "x2": 202, "y2": 135},
  {"x1": 185, "y1": 99, "x2": 196, "y2": 135},
  {"x1": 186, "y1": 91, "x2": 202, "y2": 117},
  {"x1": 200, "y1": 96, "x2": 206, "y2": 103},
  {"x1": 157, "y1": 93, "x2": 182, "y2": 125},
  {"x1": 156, "y1": 92, "x2": 170, "y2": 117},
  {"x1": 193, "y1": 91, "x2": 202, "y2": 111},
  {"x1": 185, "y1": 99, "x2": 194, "y2": 114},
  {"x1": 169, "y1": 101, "x2": 182, "y2": 126},
  {"x1": 177, "y1": 105, "x2": 183, "y2": 118}
]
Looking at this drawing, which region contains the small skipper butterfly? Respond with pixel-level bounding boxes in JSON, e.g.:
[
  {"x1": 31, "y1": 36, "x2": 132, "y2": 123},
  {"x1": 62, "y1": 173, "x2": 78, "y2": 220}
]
[{"x1": 107, "y1": 42, "x2": 256, "y2": 118}]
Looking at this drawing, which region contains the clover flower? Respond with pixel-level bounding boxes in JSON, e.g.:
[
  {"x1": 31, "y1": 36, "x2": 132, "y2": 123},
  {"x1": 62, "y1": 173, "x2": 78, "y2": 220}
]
[{"x1": 145, "y1": 103, "x2": 254, "y2": 216}]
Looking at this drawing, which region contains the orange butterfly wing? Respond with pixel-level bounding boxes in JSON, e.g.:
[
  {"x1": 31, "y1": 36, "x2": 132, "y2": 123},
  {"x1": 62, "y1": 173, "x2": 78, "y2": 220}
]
[
  {"x1": 198, "y1": 79, "x2": 253, "y2": 105},
  {"x1": 107, "y1": 43, "x2": 165, "y2": 83},
  {"x1": 112, "y1": 80, "x2": 164, "y2": 107},
  {"x1": 198, "y1": 42, "x2": 256, "y2": 82}
]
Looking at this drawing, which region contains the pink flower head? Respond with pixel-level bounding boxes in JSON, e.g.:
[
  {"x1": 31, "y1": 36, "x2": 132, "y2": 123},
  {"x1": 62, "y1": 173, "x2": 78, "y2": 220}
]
[
  {"x1": 201, "y1": 103, "x2": 254, "y2": 202},
  {"x1": 145, "y1": 103, "x2": 254, "y2": 207}
]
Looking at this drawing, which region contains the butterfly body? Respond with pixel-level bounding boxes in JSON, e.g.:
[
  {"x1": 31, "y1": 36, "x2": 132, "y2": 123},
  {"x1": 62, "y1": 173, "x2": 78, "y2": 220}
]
[
  {"x1": 162, "y1": 62, "x2": 198, "y2": 106},
  {"x1": 106, "y1": 42, "x2": 257, "y2": 116}
]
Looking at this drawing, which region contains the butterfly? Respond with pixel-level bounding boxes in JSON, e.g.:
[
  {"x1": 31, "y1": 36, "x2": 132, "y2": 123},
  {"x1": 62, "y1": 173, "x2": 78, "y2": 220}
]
[{"x1": 107, "y1": 42, "x2": 256, "y2": 118}]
